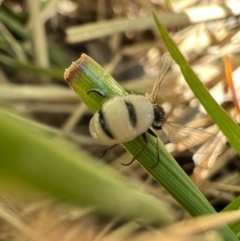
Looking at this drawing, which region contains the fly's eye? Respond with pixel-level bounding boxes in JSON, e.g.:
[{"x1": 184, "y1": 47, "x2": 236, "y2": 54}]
[{"x1": 153, "y1": 105, "x2": 166, "y2": 122}]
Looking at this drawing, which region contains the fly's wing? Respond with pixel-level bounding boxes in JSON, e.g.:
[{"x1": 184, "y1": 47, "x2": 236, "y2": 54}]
[
  {"x1": 149, "y1": 53, "x2": 172, "y2": 103},
  {"x1": 162, "y1": 121, "x2": 225, "y2": 157}
]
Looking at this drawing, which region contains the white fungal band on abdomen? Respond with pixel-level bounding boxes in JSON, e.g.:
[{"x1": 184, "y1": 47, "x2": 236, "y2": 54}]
[{"x1": 89, "y1": 95, "x2": 154, "y2": 145}]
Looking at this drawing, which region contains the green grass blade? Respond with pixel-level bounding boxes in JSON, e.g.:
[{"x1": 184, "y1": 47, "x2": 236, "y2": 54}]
[
  {"x1": 152, "y1": 12, "x2": 240, "y2": 154},
  {"x1": 0, "y1": 107, "x2": 173, "y2": 225},
  {"x1": 222, "y1": 196, "x2": 240, "y2": 234},
  {"x1": 0, "y1": 8, "x2": 30, "y2": 39},
  {"x1": 0, "y1": 54, "x2": 63, "y2": 80}
]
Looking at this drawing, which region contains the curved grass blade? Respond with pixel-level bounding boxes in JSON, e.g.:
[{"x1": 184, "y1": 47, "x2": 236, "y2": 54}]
[
  {"x1": 152, "y1": 12, "x2": 240, "y2": 155},
  {"x1": 152, "y1": 12, "x2": 239, "y2": 240}
]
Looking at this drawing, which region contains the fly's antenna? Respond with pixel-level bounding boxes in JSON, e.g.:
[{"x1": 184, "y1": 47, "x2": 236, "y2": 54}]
[{"x1": 149, "y1": 53, "x2": 172, "y2": 103}]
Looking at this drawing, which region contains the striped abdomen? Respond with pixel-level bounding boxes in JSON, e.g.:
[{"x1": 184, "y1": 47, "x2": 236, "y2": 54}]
[{"x1": 89, "y1": 95, "x2": 154, "y2": 145}]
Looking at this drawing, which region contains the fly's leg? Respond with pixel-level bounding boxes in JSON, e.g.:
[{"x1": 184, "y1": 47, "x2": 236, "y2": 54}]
[
  {"x1": 96, "y1": 144, "x2": 119, "y2": 164},
  {"x1": 121, "y1": 133, "x2": 148, "y2": 166},
  {"x1": 88, "y1": 89, "x2": 133, "y2": 99},
  {"x1": 87, "y1": 89, "x2": 107, "y2": 98}
]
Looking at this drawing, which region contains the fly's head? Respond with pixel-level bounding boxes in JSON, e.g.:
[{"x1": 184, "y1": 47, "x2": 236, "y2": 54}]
[{"x1": 152, "y1": 104, "x2": 166, "y2": 130}]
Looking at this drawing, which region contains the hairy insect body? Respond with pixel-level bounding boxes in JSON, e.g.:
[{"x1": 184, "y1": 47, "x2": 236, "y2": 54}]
[
  {"x1": 89, "y1": 95, "x2": 154, "y2": 145},
  {"x1": 84, "y1": 52, "x2": 223, "y2": 167}
]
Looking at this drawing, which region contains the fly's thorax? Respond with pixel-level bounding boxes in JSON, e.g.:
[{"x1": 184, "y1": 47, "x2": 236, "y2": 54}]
[
  {"x1": 124, "y1": 95, "x2": 155, "y2": 129},
  {"x1": 152, "y1": 104, "x2": 166, "y2": 130},
  {"x1": 89, "y1": 95, "x2": 155, "y2": 145}
]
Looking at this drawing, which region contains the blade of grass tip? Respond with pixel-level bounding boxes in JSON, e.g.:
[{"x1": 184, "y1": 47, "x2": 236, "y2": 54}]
[
  {"x1": 152, "y1": 12, "x2": 239, "y2": 240},
  {"x1": 64, "y1": 54, "x2": 239, "y2": 241},
  {"x1": 152, "y1": 12, "x2": 240, "y2": 155}
]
